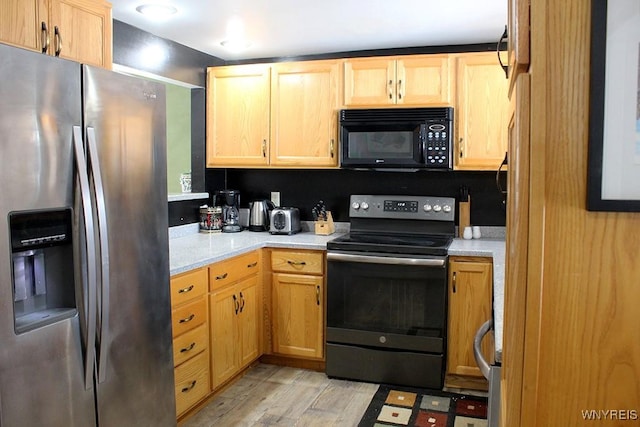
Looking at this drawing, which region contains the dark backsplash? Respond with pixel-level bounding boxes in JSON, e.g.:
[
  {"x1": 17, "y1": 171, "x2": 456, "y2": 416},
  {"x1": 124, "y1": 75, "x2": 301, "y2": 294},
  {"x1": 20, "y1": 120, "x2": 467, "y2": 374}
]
[{"x1": 202, "y1": 168, "x2": 506, "y2": 226}]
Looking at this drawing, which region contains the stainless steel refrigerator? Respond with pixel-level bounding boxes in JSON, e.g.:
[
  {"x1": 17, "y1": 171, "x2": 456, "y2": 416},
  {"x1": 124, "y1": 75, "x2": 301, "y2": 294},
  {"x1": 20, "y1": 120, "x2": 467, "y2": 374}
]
[{"x1": 0, "y1": 43, "x2": 176, "y2": 426}]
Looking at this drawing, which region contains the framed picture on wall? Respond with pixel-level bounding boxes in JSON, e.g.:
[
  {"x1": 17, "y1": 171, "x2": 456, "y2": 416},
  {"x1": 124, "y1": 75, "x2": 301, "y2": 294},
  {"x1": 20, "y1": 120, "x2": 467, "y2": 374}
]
[{"x1": 587, "y1": 0, "x2": 640, "y2": 211}]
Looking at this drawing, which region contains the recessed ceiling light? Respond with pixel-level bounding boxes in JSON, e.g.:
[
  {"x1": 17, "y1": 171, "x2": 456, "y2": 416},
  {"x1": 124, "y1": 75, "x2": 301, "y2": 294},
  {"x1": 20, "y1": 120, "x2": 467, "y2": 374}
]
[
  {"x1": 136, "y1": 4, "x2": 178, "y2": 19},
  {"x1": 220, "y1": 39, "x2": 252, "y2": 51}
]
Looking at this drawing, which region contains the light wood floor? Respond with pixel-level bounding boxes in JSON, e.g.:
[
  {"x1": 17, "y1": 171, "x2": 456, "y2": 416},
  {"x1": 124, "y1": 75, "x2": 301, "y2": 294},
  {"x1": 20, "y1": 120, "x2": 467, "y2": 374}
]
[{"x1": 182, "y1": 363, "x2": 379, "y2": 427}]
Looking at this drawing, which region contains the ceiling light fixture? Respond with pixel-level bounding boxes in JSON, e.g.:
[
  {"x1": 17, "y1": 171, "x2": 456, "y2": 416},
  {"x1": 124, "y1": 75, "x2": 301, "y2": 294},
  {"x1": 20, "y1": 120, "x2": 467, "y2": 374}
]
[
  {"x1": 220, "y1": 39, "x2": 252, "y2": 51},
  {"x1": 135, "y1": 3, "x2": 178, "y2": 19}
]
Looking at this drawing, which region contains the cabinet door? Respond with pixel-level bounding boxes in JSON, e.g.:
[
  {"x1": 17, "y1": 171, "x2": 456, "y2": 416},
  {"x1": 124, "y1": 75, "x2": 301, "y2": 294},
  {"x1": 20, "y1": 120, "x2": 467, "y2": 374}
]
[
  {"x1": 206, "y1": 64, "x2": 270, "y2": 167},
  {"x1": 502, "y1": 73, "x2": 530, "y2": 427},
  {"x1": 447, "y1": 259, "x2": 493, "y2": 377},
  {"x1": 508, "y1": 0, "x2": 530, "y2": 88},
  {"x1": 272, "y1": 273, "x2": 324, "y2": 358},
  {"x1": 209, "y1": 286, "x2": 240, "y2": 388},
  {"x1": 396, "y1": 55, "x2": 451, "y2": 106},
  {"x1": 49, "y1": 0, "x2": 112, "y2": 68},
  {"x1": 270, "y1": 60, "x2": 340, "y2": 167},
  {"x1": 237, "y1": 276, "x2": 260, "y2": 367},
  {"x1": 343, "y1": 57, "x2": 396, "y2": 106},
  {"x1": 455, "y1": 52, "x2": 509, "y2": 170},
  {"x1": 0, "y1": 0, "x2": 46, "y2": 52}
]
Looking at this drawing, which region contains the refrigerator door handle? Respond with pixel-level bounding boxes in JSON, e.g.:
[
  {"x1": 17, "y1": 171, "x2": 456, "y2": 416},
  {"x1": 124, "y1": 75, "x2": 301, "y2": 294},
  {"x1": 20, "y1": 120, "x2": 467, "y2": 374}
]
[
  {"x1": 86, "y1": 127, "x2": 110, "y2": 384},
  {"x1": 73, "y1": 126, "x2": 98, "y2": 390}
]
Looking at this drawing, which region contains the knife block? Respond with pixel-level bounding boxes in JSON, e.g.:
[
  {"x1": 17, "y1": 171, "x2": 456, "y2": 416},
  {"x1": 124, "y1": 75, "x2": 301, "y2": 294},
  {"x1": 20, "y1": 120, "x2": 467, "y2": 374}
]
[
  {"x1": 314, "y1": 211, "x2": 335, "y2": 235},
  {"x1": 458, "y1": 198, "x2": 470, "y2": 238}
]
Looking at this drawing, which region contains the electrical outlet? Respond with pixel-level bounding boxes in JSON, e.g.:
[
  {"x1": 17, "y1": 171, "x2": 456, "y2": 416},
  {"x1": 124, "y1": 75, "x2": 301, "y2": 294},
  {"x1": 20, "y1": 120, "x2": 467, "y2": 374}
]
[{"x1": 271, "y1": 191, "x2": 281, "y2": 207}]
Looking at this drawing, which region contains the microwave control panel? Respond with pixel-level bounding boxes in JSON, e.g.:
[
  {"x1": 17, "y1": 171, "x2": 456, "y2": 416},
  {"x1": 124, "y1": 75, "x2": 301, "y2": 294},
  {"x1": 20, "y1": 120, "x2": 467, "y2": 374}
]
[{"x1": 422, "y1": 123, "x2": 451, "y2": 167}]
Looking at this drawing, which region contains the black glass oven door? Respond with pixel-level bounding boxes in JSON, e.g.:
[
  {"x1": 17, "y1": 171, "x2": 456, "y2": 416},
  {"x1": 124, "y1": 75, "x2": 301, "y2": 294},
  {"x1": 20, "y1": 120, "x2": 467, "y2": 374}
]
[{"x1": 326, "y1": 252, "x2": 447, "y2": 353}]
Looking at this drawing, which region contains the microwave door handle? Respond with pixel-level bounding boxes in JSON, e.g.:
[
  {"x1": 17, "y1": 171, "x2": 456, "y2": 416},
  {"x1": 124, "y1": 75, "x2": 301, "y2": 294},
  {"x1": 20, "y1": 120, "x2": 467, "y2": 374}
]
[{"x1": 420, "y1": 124, "x2": 427, "y2": 163}]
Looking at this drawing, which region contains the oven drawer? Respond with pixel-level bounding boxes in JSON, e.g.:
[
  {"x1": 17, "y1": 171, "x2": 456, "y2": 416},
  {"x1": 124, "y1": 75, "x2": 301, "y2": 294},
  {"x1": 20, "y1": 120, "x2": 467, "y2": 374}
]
[{"x1": 326, "y1": 343, "x2": 444, "y2": 389}]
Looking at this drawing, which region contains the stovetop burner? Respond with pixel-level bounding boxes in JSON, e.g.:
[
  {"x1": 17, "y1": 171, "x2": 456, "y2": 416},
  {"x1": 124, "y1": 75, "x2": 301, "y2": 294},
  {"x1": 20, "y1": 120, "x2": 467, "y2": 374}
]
[
  {"x1": 327, "y1": 233, "x2": 452, "y2": 256},
  {"x1": 327, "y1": 194, "x2": 456, "y2": 257}
]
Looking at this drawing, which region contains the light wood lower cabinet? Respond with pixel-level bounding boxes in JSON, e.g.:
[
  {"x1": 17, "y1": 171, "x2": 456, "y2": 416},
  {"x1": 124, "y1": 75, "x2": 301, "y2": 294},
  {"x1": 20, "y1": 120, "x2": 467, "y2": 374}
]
[
  {"x1": 169, "y1": 268, "x2": 210, "y2": 418},
  {"x1": 270, "y1": 249, "x2": 325, "y2": 359},
  {"x1": 208, "y1": 250, "x2": 261, "y2": 390},
  {"x1": 446, "y1": 257, "x2": 493, "y2": 389}
]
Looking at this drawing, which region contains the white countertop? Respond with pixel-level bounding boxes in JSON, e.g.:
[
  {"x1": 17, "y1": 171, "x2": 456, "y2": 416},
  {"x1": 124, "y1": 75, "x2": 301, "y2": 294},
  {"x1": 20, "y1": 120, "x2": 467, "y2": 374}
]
[{"x1": 169, "y1": 227, "x2": 505, "y2": 363}]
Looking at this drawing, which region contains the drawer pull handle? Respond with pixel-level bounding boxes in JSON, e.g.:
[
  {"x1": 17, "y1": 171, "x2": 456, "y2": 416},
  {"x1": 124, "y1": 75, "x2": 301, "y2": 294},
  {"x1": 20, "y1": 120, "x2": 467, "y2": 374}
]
[
  {"x1": 215, "y1": 272, "x2": 228, "y2": 280},
  {"x1": 180, "y1": 342, "x2": 196, "y2": 353},
  {"x1": 287, "y1": 260, "x2": 306, "y2": 266},
  {"x1": 247, "y1": 262, "x2": 258, "y2": 268},
  {"x1": 178, "y1": 284, "x2": 194, "y2": 294},
  {"x1": 181, "y1": 380, "x2": 197, "y2": 393},
  {"x1": 179, "y1": 314, "x2": 195, "y2": 324},
  {"x1": 316, "y1": 285, "x2": 320, "y2": 306},
  {"x1": 233, "y1": 294, "x2": 239, "y2": 315}
]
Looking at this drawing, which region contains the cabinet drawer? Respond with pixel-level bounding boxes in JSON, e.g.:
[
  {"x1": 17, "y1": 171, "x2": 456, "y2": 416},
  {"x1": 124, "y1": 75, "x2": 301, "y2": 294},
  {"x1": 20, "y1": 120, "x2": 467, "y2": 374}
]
[
  {"x1": 209, "y1": 251, "x2": 260, "y2": 291},
  {"x1": 174, "y1": 350, "x2": 210, "y2": 417},
  {"x1": 173, "y1": 323, "x2": 208, "y2": 367},
  {"x1": 271, "y1": 250, "x2": 324, "y2": 275},
  {"x1": 171, "y1": 297, "x2": 207, "y2": 337},
  {"x1": 170, "y1": 268, "x2": 208, "y2": 307}
]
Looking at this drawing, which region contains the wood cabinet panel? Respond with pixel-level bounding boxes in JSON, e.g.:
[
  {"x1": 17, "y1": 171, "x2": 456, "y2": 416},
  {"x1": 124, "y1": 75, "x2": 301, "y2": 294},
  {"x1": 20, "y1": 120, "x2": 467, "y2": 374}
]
[
  {"x1": 447, "y1": 258, "x2": 493, "y2": 379},
  {"x1": 49, "y1": 0, "x2": 112, "y2": 68},
  {"x1": 206, "y1": 65, "x2": 271, "y2": 166},
  {"x1": 272, "y1": 273, "x2": 324, "y2": 358},
  {"x1": 173, "y1": 323, "x2": 208, "y2": 367},
  {"x1": 170, "y1": 267, "x2": 207, "y2": 307},
  {"x1": 209, "y1": 275, "x2": 260, "y2": 389},
  {"x1": 454, "y1": 52, "x2": 509, "y2": 170},
  {"x1": 271, "y1": 250, "x2": 324, "y2": 275},
  {"x1": 507, "y1": 0, "x2": 530, "y2": 92},
  {"x1": 0, "y1": 0, "x2": 45, "y2": 52},
  {"x1": 343, "y1": 55, "x2": 451, "y2": 107},
  {"x1": 174, "y1": 351, "x2": 210, "y2": 417},
  {"x1": 270, "y1": 60, "x2": 340, "y2": 166},
  {"x1": 209, "y1": 250, "x2": 260, "y2": 291},
  {"x1": 171, "y1": 297, "x2": 207, "y2": 338}
]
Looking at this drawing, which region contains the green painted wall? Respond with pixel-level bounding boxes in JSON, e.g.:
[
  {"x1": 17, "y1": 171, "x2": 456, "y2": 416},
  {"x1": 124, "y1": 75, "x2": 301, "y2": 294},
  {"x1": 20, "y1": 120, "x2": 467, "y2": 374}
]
[{"x1": 166, "y1": 83, "x2": 192, "y2": 193}]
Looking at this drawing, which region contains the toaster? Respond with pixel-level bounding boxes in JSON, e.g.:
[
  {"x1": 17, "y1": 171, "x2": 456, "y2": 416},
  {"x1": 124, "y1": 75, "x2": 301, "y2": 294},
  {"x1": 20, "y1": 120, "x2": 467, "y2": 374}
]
[{"x1": 269, "y1": 207, "x2": 301, "y2": 235}]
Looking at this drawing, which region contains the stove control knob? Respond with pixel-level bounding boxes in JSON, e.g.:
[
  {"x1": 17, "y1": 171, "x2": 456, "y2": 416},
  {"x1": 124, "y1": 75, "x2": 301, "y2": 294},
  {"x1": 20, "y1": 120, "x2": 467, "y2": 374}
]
[
  {"x1": 352, "y1": 202, "x2": 360, "y2": 210},
  {"x1": 361, "y1": 202, "x2": 369, "y2": 210},
  {"x1": 423, "y1": 204, "x2": 432, "y2": 212},
  {"x1": 433, "y1": 205, "x2": 442, "y2": 212},
  {"x1": 443, "y1": 205, "x2": 452, "y2": 213}
]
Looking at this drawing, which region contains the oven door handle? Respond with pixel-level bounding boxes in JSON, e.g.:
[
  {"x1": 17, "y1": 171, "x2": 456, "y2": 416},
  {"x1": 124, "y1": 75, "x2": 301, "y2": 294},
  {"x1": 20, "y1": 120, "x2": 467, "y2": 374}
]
[{"x1": 327, "y1": 252, "x2": 445, "y2": 267}]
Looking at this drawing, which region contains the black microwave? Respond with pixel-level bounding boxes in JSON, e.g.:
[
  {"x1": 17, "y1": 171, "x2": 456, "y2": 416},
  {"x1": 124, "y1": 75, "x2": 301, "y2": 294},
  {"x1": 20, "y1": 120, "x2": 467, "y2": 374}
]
[{"x1": 339, "y1": 107, "x2": 454, "y2": 170}]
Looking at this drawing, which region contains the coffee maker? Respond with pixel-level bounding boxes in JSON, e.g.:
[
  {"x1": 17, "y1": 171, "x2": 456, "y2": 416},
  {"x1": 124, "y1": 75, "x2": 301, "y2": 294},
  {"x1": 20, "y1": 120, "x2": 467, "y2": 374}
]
[{"x1": 213, "y1": 190, "x2": 242, "y2": 233}]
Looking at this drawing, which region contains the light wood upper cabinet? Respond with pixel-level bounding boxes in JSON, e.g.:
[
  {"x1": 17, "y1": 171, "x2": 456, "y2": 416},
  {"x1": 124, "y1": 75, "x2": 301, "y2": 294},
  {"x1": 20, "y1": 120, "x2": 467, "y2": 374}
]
[
  {"x1": 49, "y1": 0, "x2": 112, "y2": 68},
  {"x1": 270, "y1": 60, "x2": 340, "y2": 167},
  {"x1": 206, "y1": 60, "x2": 340, "y2": 168},
  {"x1": 0, "y1": 0, "x2": 112, "y2": 68},
  {"x1": 343, "y1": 55, "x2": 452, "y2": 107},
  {"x1": 0, "y1": 0, "x2": 45, "y2": 52},
  {"x1": 454, "y1": 52, "x2": 509, "y2": 170},
  {"x1": 206, "y1": 64, "x2": 271, "y2": 167},
  {"x1": 447, "y1": 257, "x2": 493, "y2": 381}
]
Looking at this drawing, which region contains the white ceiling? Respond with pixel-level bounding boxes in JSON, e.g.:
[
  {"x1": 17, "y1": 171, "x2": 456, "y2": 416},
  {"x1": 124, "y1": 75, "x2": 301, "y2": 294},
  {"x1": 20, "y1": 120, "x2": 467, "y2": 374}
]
[{"x1": 110, "y1": 1, "x2": 507, "y2": 61}]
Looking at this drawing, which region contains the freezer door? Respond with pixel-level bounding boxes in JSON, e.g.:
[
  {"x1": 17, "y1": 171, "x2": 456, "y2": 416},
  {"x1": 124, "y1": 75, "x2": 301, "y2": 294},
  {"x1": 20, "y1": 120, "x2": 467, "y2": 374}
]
[
  {"x1": 0, "y1": 45, "x2": 96, "y2": 426},
  {"x1": 83, "y1": 66, "x2": 176, "y2": 426}
]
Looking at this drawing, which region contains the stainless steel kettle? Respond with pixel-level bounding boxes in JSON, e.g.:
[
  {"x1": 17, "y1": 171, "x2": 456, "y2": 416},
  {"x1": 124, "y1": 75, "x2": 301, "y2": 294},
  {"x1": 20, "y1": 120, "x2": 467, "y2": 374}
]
[{"x1": 248, "y1": 200, "x2": 276, "y2": 231}]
